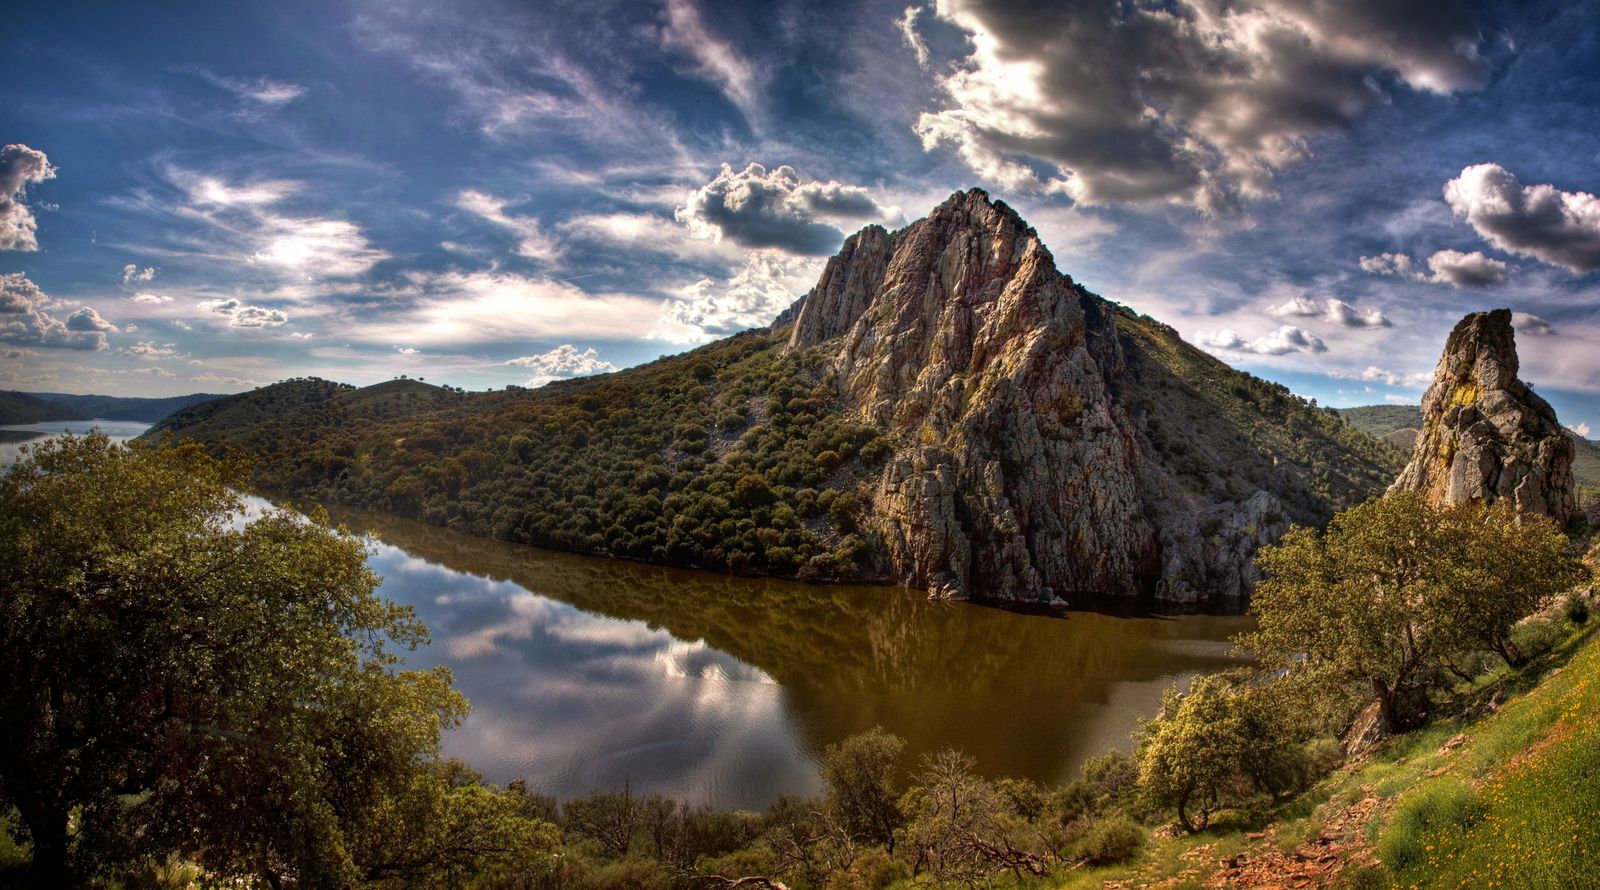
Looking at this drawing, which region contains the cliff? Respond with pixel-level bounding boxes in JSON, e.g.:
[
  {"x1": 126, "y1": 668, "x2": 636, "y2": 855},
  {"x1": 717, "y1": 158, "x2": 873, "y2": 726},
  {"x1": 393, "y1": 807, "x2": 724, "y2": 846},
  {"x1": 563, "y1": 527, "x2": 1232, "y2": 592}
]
[
  {"x1": 778, "y1": 189, "x2": 1397, "y2": 602},
  {"x1": 1390, "y1": 309, "x2": 1575, "y2": 520}
]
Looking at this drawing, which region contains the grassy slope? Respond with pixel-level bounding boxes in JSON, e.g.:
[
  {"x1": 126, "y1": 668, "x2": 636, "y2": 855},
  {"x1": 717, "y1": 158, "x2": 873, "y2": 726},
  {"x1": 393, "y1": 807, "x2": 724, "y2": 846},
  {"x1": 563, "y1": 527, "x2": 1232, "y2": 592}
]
[
  {"x1": 0, "y1": 390, "x2": 88, "y2": 424},
  {"x1": 1047, "y1": 617, "x2": 1600, "y2": 889}
]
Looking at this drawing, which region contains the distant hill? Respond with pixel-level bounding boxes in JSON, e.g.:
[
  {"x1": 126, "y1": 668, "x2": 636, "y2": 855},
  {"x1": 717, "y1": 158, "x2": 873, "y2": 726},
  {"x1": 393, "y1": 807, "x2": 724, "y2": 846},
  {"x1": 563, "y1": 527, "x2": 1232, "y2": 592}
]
[
  {"x1": 0, "y1": 391, "x2": 89, "y2": 424},
  {"x1": 26, "y1": 391, "x2": 226, "y2": 423},
  {"x1": 1337, "y1": 404, "x2": 1600, "y2": 490},
  {"x1": 150, "y1": 191, "x2": 1404, "y2": 606}
]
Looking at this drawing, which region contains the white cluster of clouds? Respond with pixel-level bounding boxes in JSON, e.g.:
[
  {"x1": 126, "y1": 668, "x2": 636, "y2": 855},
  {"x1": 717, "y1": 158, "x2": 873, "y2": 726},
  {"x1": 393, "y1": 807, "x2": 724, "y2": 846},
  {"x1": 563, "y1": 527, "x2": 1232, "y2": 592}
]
[
  {"x1": 1329, "y1": 365, "x2": 1433, "y2": 389},
  {"x1": 200, "y1": 298, "x2": 288, "y2": 327},
  {"x1": 506, "y1": 344, "x2": 618, "y2": 387},
  {"x1": 0, "y1": 272, "x2": 111, "y2": 351},
  {"x1": 1267, "y1": 296, "x2": 1389, "y2": 328},
  {"x1": 121, "y1": 264, "x2": 156, "y2": 284},
  {"x1": 677, "y1": 163, "x2": 893, "y2": 255},
  {"x1": 907, "y1": 0, "x2": 1489, "y2": 213},
  {"x1": 1, "y1": 144, "x2": 56, "y2": 251},
  {"x1": 1359, "y1": 248, "x2": 1509, "y2": 287},
  {"x1": 1443, "y1": 163, "x2": 1600, "y2": 273},
  {"x1": 119, "y1": 341, "x2": 180, "y2": 359},
  {"x1": 657, "y1": 251, "x2": 818, "y2": 342},
  {"x1": 1569, "y1": 422, "x2": 1593, "y2": 439},
  {"x1": 1197, "y1": 325, "x2": 1327, "y2": 356}
]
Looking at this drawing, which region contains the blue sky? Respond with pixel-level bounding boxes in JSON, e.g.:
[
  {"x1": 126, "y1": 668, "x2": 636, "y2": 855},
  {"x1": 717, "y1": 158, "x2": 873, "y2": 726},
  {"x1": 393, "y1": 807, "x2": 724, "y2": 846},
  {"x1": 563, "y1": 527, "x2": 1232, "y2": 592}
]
[{"x1": 1, "y1": 0, "x2": 1597, "y2": 435}]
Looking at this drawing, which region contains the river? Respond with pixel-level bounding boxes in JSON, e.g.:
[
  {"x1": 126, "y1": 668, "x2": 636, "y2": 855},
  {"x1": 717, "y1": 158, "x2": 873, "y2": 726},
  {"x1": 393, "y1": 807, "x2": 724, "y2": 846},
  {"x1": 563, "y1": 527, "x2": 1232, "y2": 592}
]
[{"x1": 6, "y1": 421, "x2": 1255, "y2": 811}]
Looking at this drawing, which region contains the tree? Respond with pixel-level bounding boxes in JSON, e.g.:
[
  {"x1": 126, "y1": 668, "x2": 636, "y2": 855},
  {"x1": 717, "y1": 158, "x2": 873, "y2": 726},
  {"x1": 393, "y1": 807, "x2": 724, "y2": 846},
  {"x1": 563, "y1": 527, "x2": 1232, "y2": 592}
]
[
  {"x1": 1135, "y1": 675, "x2": 1265, "y2": 832},
  {"x1": 1241, "y1": 493, "x2": 1585, "y2": 734},
  {"x1": 0, "y1": 433, "x2": 479, "y2": 887},
  {"x1": 820, "y1": 728, "x2": 905, "y2": 853}
]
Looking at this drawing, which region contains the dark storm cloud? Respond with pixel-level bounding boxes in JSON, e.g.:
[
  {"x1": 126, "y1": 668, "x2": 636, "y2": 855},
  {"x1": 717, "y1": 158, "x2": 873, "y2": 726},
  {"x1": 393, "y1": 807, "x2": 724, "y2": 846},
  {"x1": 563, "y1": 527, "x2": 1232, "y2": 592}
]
[
  {"x1": 1444, "y1": 163, "x2": 1600, "y2": 273},
  {"x1": 677, "y1": 163, "x2": 892, "y2": 256},
  {"x1": 913, "y1": 0, "x2": 1490, "y2": 213}
]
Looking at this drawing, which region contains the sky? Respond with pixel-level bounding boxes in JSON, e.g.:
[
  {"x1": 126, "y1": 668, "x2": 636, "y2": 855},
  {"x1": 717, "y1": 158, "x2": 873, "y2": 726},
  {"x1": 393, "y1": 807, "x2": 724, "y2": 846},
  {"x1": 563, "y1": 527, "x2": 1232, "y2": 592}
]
[{"x1": 1, "y1": 0, "x2": 1597, "y2": 436}]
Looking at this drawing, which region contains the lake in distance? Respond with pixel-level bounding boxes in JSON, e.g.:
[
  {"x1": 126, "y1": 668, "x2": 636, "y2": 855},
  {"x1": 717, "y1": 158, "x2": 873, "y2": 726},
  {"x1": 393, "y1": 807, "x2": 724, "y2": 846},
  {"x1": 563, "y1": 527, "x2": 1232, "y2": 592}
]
[{"x1": 7, "y1": 420, "x2": 1256, "y2": 811}]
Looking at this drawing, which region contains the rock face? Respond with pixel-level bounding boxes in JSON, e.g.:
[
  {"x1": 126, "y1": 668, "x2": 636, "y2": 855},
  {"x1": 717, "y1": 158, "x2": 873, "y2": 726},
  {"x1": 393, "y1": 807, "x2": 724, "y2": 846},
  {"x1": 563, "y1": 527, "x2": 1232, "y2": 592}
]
[
  {"x1": 1391, "y1": 309, "x2": 1575, "y2": 520},
  {"x1": 782, "y1": 189, "x2": 1291, "y2": 603}
]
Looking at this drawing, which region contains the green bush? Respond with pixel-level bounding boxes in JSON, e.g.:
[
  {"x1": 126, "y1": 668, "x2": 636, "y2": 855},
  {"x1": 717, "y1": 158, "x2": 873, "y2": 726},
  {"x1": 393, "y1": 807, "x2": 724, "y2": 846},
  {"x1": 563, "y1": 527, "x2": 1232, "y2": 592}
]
[
  {"x1": 1074, "y1": 813, "x2": 1145, "y2": 865},
  {"x1": 1377, "y1": 779, "x2": 1482, "y2": 873},
  {"x1": 1509, "y1": 617, "x2": 1564, "y2": 663}
]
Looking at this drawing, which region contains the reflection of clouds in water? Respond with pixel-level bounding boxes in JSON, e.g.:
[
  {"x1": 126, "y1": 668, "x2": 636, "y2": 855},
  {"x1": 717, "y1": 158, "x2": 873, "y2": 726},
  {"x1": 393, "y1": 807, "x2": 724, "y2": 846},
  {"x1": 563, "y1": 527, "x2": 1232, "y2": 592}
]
[{"x1": 366, "y1": 544, "x2": 815, "y2": 809}]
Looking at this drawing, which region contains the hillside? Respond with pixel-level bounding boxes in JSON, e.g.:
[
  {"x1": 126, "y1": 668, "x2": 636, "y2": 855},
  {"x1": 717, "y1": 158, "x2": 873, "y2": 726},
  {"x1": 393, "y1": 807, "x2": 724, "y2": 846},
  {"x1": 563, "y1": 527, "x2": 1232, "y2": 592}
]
[
  {"x1": 26, "y1": 391, "x2": 225, "y2": 423},
  {"x1": 1339, "y1": 404, "x2": 1600, "y2": 492},
  {"x1": 150, "y1": 190, "x2": 1403, "y2": 605},
  {"x1": 0, "y1": 391, "x2": 88, "y2": 425}
]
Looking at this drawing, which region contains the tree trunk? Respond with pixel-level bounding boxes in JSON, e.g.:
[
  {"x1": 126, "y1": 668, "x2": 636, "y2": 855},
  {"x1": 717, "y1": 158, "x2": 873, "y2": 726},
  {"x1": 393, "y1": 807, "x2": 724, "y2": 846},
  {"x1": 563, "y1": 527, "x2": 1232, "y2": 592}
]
[
  {"x1": 24, "y1": 803, "x2": 71, "y2": 889},
  {"x1": 1176, "y1": 787, "x2": 1196, "y2": 834}
]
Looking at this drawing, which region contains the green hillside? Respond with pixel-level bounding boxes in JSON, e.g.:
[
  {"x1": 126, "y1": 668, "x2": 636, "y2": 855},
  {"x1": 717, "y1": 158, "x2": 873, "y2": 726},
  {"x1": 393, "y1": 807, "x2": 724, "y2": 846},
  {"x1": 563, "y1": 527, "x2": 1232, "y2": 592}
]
[
  {"x1": 26, "y1": 391, "x2": 225, "y2": 423},
  {"x1": 0, "y1": 391, "x2": 88, "y2": 425}
]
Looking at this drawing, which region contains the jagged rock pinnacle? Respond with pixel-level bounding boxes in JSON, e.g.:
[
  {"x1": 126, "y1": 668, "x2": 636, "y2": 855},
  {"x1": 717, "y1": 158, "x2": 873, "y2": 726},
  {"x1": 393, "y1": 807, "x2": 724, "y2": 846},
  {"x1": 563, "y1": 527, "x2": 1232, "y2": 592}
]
[{"x1": 1391, "y1": 309, "x2": 1576, "y2": 520}]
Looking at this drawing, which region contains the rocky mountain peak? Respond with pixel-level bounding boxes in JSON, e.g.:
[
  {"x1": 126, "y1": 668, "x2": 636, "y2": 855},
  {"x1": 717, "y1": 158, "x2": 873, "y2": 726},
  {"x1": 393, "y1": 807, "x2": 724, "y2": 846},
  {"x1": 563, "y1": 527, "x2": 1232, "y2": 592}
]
[
  {"x1": 1391, "y1": 309, "x2": 1575, "y2": 520},
  {"x1": 776, "y1": 189, "x2": 1306, "y2": 603}
]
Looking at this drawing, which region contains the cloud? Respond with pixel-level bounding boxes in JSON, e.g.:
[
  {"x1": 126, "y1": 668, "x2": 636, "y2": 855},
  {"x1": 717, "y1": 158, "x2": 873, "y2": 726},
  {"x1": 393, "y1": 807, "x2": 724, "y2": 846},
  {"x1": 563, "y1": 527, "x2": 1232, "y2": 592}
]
[
  {"x1": 1425, "y1": 249, "x2": 1508, "y2": 287},
  {"x1": 1443, "y1": 163, "x2": 1600, "y2": 273},
  {"x1": 131, "y1": 292, "x2": 173, "y2": 304},
  {"x1": 0, "y1": 272, "x2": 109, "y2": 350},
  {"x1": 1359, "y1": 248, "x2": 1509, "y2": 287},
  {"x1": 121, "y1": 264, "x2": 156, "y2": 284},
  {"x1": 914, "y1": 0, "x2": 1488, "y2": 213},
  {"x1": 352, "y1": 271, "x2": 667, "y2": 346},
  {"x1": 119, "y1": 341, "x2": 179, "y2": 359},
  {"x1": 677, "y1": 163, "x2": 891, "y2": 255},
  {"x1": 1197, "y1": 325, "x2": 1328, "y2": 356},
  {"x1": 251, "y1": 218, "x2": 389, "y2": 278},
  {"x1": 456, "y1": 190, "x2": 562, "y2": 262},
  {"x1": 506, "y1": 344, "x2": 618, "y2": 386},
  {"x1": 659, "y1": 0, "x2": 763, "y2": 124},
  {"x1": 897, "y1": 6, "x2": 931, "y2": 67},
  {"x1": 1569, "y1": 422, "x2": 1592, "y2": 439},
  {"x1": 196, "y1": 71, "x2": 307, "y2": 108},
  {"x1": 1, "y1": 144, "x2": 57, "y2": 251},
  {"x1": 1331, "y1": 365, "x2": 1433, "y2": 388},
  {"x1": 657, "y1": 251, "x2": 819, "y2": 341},
  {"x1": 1512, "y1": 312, "x2": 1554, "y2": 336},
  {"x1": 67, "y1": 307, "x2": 117, "y2": 333},
  {"x1": 160, "y1": 167, "x2": 388, "y2": 279},
  {"x1": 192, "y1": 373, "x2": 266, "y2": 388},
  {"x1": 200, "y1": 298, "x2": 289, "y2": 327},
  {"x1": 1267, "y1": 295, "x2": 1389, "y2": 328}
]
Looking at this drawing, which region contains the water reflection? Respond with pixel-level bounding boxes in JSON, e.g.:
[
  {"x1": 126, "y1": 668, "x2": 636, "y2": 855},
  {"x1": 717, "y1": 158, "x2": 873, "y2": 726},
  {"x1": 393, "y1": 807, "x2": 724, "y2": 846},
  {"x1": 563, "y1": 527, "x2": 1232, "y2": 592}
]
[{"x1": 324, "y1": 505, "x2": 1255, "y2": 810}]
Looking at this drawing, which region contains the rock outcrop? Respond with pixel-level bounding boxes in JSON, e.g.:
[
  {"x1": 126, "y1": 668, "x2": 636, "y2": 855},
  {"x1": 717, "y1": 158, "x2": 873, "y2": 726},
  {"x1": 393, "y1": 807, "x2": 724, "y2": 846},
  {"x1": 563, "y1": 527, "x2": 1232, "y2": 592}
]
[
  {"x1": 1391, "y1": 309, "x2": 1575, "y2": 521},
  {"x1": 781, "y1": 189, "x2": 1303, "y2": 603}
]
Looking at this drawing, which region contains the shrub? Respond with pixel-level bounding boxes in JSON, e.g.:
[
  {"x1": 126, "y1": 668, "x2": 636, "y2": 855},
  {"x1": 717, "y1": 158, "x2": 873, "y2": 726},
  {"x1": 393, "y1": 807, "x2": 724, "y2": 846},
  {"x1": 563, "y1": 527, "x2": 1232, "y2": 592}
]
[
  {"x1": 1508, "y1": 616, "x2": 1564, "y2": 663},
  {"x1": 1377, "y1": 779, "x2": 1482, "y2": 873},
  {"x1": 1082, "y1": 750, "x2": 1140, "y2": 802},
  {"x1": 1562, "y1": 592, "x2": 1590, "y2": 626},
  {"x1": 821, "y1": 728, "x2": 905, "y2": 851},
  {"x1": 1074, "y1": 814, "x2": 1145, "y2": 865}
]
